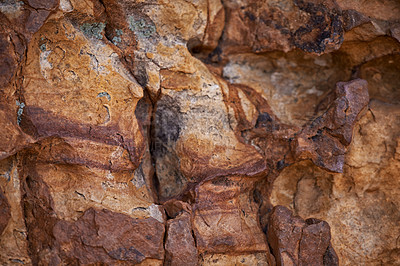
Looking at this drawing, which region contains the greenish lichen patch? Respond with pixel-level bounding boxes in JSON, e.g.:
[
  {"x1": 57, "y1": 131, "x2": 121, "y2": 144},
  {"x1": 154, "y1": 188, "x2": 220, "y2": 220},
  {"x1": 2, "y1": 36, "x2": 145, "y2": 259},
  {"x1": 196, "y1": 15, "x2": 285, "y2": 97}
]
[
  {"x1": 112, "y1": 36, "x2": 121, "y2": 45},
  {"x1": 97, "y1": 92, "x2": 111, "y2": 101},
  {"x1": 112, "y1": 29, "x2": 123, "y2": 45},
  {"x1": 127, "y1": 16, "x2": 156, "y2": 38},
  {"x1": 80, "y1": 22, "x2": 106, "y2": 39},
  {"x1": 16, "y1": 100, "x2": 25, "y2": 125}
]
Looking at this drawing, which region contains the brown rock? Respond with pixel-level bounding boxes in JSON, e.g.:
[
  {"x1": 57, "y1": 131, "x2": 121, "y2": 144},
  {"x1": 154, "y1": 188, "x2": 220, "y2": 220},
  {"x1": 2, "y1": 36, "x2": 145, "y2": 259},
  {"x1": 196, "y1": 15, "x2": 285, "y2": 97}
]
[
  {"x1": 199, "y1": 253, "x2": 273, "y2": 266},
  {"x1": 0, "y1": 102, "x2": 34, "y2": 160},
  {"x1": 27, "y1": 0, "x2": 59, "y2": 10},
  {"x1": 293, "y1": 79, "x2": 369, "y2": 172},
  {"x1": 53, "y1": 208, "x2": 165, "y2": 264},
  {"x1": 154, "y1": 70, "x2": 266, "y2": 201},
  {"x1": 267, "y1": 206, "x2": 338, "y2": 266},
  {"x1": 270, "y1": 101, "x2": 400, "y2": 265},
  {"x1": 0, "y1": 188, "x2": 10, "y2": 236},
  {"x1": 219, "y1": 0, "x2": 344, "y2": 56},
  {"x1": 336, "y1": 0, "x2": 400, "y2": 21},
  {"x1": 0, "y1": 0, "x2": 57, "y2": 41},
  {"x1": 222, "y1": 51, "x2": 351, "y2": 127},
  {"x1": 22, "y1": 13, "x2": 145, "y2": 171},
  {"x1": 165, "y1": 211, "x2": 197, "y2": 266},
  {"x1": 163, "y1": 199, "x2": 192, "y2": 219},
  {"x1": 193, "y1": 176, "x2": 269, "y2": 254},
  {"x1": 201, "y1": 0, "x2": 225, "y2": 52},
  {"x1": 360, "y1": 54, "x2": 400, "y2": 104},
  {"x1": 0, "y1": 157, "x2": 31, "y2": 265},
  {"x1": 0, "y1": 0, "x2": 399, "y2": 264},
  {"x1": 19, "y1": 137, "x2": 162, "y2": 263}
]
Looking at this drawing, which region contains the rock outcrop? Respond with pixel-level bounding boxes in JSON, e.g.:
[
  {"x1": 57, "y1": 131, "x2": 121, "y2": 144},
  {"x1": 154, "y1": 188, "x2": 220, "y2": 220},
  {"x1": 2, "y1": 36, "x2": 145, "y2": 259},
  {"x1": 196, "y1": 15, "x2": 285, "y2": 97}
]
[{"x1": 0, "y1": 0, "x2": 399, "y2": 265}]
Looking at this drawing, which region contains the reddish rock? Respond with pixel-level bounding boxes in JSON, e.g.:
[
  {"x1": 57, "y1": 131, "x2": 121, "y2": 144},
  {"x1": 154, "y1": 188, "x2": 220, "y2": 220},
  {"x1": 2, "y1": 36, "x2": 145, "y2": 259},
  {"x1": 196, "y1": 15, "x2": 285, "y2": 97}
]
[
  {"x1": 0, "y1": 157, "x2": 31, "y2": 264},
  {"x1": 21, "y1": 13, "x2": 146, "y2": 171},
  {"x1": 165, "y1": 211, "x2": 197, "y2": 266},
  {"x1": 0, "y1": 102, "x2": 34, "y2": 160},
  {"x1": 270, "y1": 101, "x2": 400, "y2": 265},
  {"x1": 293, "y1": 79, "x2": 369, "y2": 172},
  {"x1": 163, "y1": 199, "x2": 192, "y2": 219},
  {"x1": 193, "y1": 176, "x2": 269, "y2": 254},
  {"x1": 267, "y1": 206, "x2": 338, "y2": 266},
  {"x1": 27, "y1": 0, "x2": 59, "y2": 10},
  {"x1": 53, "y1": 208, "x2": 165, "y2": 264},
  {"x1": 219, "y1": 0, "x2": 344, "y2": 56},
  {"x1": 0, "y1": 0, "x2": 399, "y2": 264},
  {"x1": 0, "y1": 189, "x2": 10, "y2": 235}
]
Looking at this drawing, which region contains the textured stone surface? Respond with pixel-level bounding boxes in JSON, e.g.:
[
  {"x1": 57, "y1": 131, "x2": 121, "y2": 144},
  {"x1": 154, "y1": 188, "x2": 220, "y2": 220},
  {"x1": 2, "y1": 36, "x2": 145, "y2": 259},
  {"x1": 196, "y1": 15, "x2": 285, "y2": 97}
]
[
  {"x1": 267, "y1": 206, "x2": 338, "y2": 266},
  {"x1": 164, "y1": 206, "x2": 197, "y2": 266},
  {"x1": 220, "y1": 0, "x2": 344, "y2": 55},
  {"x1": 0, "y1": 0, "x2": 399, "y2": 265},
  {"x1": 271, "y1": 100, "x2": 400, "y2": 265},
  {"x1": 52, "y1": 208, "x2": 165, "y2": 264},
  {"x1": 0, "y1": 157, "x2": 31, "y2": 265},
  {"x1": 193, "y1": 176, "x2": 269, "y2": 254},
  {"x1": 0, "y1": 188, "x2": 11, "y2": 236}
]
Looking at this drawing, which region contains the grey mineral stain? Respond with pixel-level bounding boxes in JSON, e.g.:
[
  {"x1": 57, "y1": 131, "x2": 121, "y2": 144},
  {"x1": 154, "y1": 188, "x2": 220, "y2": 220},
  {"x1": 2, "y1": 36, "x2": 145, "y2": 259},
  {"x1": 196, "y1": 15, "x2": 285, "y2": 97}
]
[
  {"x1": 112, "y1": 36, "x2": 122, "y2": 45},
  {"x1": 97, "y1": 92, "x2": 111, "y2": 101},
  {"x1": 39, "y1": 43, "x2": 47, "y2": 52},
  {"x1": 112, "y1": 29, "x2": 123, "y2": 45},
  {"x1": 16, "y1": 100, "x2": 25, "y2": 125},
  {"x1": 80, "y1": 22, "x2": 106, "y2": 39},
  {"x1": 128, "y1": 16, "x2": 156, "y2": 38}
]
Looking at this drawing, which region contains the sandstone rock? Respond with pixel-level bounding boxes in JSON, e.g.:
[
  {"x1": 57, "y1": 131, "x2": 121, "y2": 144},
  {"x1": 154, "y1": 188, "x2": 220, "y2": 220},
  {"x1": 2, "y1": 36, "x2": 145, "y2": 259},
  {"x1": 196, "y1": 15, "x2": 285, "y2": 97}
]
[
  {"x1": 267, "y1": 206, "x2": 338, "y2": 266},
  {"x1": 0, "y1": 157, "x2": 31, "y2": 265},
  {"x1": 219, "y1": 0, "x2": 344, "y2": 56},
  {"x1": 223, "y1": 51, "x2": 351, "y2": 127},
  {"x1": 22, "y1": 13, "x2": 145, "y2": 171},
  {"x1": 53, "y1": 208, "x2": 165, "y2": 264},
  {"x1": 359, "y1": 54, "x2": 400, "y2": 104},
  {"x1": 0, "y1": 188, "x2": 10, "y2": 236},
  {"x1": 0, "y1": 14, "x2": 34, "y2": 160},
  {"x1": 271, "y1": 101, "x2": 400, "y2": 265},
  {"x1": 199, "y1": 253, "x2": 273, "y2": 266},
  {"x1": 192, "y1": 176, "x2": 269, "y2": 255},
  {"x1": 165, "y1": 211, "x2": 197, "y2": 266},
  {"x1": 0, "y1": 0, "x2": 399, "y2": 264},
  {"x1": 292, "y1": 79, "x2": 369, "y2": 172}
]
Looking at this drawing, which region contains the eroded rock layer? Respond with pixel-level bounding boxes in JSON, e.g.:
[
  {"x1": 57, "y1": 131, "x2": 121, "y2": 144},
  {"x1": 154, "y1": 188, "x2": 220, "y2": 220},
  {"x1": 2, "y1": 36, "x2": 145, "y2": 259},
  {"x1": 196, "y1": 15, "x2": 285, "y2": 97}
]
[{"x1": 0, "y1": 0, "x2": 399, "y2": 265}]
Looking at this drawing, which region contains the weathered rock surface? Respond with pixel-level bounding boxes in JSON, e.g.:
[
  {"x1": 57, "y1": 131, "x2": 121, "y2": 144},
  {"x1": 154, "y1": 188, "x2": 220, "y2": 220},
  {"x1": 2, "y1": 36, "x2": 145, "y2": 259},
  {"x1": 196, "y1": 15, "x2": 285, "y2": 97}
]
[
  {"x1": 0, "y1": 0, "x2": 399, "y2": 265},
  {"x1": 268, "y1": 206, "x2": 338, "y2": 266},
  {"x1": 271, "y1": 100, "x2": 400, "y2": 265},
  {"x1": 164, "y1": 201, "x2": 197, "y2": 266}
]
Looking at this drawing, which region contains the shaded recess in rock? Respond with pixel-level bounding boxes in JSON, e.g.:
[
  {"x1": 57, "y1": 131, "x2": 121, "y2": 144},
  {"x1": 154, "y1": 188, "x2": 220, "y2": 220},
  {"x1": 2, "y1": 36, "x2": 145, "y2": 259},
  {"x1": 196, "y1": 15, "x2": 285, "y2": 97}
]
[{"x1": 0, "y1": 189, "x2": 11, "y2": 235}]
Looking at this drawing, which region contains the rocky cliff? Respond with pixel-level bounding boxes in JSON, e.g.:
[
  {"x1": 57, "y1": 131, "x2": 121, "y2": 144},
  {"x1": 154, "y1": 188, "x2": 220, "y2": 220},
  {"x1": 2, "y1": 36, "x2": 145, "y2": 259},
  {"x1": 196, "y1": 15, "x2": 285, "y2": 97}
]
[{"x1": 0, "y1": 0, "x2": 399, "y2": 265}]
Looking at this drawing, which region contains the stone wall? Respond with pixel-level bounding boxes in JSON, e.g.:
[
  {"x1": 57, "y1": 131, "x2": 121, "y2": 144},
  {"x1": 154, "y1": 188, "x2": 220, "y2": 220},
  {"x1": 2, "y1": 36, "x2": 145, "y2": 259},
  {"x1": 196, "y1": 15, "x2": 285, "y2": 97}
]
[{"x1": 0, "y1": 0, "x2": 399, "y2": 265}]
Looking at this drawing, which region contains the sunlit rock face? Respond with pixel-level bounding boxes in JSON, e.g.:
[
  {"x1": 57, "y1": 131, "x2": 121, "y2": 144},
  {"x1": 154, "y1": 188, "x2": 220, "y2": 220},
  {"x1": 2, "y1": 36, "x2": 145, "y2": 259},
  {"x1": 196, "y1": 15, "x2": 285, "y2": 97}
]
[{"x1": 0, "y1": 0, "x2": 399, "y2": 264}]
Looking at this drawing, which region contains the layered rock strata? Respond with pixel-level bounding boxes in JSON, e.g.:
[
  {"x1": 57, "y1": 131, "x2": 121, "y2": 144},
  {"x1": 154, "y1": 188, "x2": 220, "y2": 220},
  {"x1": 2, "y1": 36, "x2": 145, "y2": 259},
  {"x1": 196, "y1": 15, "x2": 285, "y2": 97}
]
[{"x1": 0, "y1": 0, "x2": 399, "y2": 265}]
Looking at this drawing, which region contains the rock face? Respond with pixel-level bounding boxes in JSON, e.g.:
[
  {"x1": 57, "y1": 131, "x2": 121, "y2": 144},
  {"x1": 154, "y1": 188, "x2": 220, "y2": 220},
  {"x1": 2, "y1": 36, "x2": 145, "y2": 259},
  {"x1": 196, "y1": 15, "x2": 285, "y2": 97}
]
[
  {"x1": 267, "y1": 206, "x2": 338, "y2": 266},
  {"x1": 0, "y1": 0, "x2": 399, "y2": 265}
]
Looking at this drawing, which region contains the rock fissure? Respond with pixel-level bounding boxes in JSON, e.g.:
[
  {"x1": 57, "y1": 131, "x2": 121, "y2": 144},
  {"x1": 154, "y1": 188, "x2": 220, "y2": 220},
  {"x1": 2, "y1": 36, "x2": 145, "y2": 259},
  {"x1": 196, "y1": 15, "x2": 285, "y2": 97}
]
[{"x1": 1, "y1": 0, "x2": 400, "y2": 264}]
